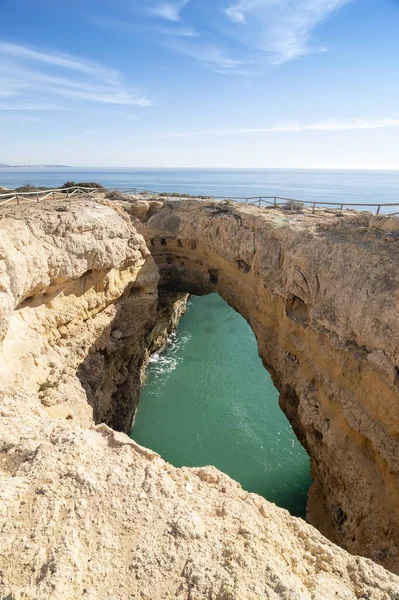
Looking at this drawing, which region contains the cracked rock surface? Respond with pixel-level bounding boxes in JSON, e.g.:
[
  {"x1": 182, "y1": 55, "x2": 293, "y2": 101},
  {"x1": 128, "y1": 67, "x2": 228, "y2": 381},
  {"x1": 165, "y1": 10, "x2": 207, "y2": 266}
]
[{"x1": 0, "y1": 197, "x2": 399, "y2": 598}]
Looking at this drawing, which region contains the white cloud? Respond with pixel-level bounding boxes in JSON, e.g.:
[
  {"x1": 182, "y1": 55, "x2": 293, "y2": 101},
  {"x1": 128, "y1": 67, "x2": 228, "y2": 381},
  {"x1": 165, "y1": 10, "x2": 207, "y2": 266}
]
[
  {"x1": 149, "y1": 1, "x2": 190, "y2": 22},
  {"x1": 158, "y1": 25, "x2": 198, "y2": 37},
  {"x1": 224, "y1": 0, "x2": 352, "y2": 64},
  {"x1": 166, "y1": 40, "x2": 252, "y2": 75},
  {"x1": 156, "y1": 118, "x2": 399, "y2": 137},
  {"x1": 0, "y1": 114, "x2": 41, "y2": 123},
  {"x1": 0, "y1": 43, "x2": 152, "y2": 109},
  {"x1": 0, "y1": 103, "x2": 67, "y2": 110},
  {"x1": 91, "y1": 15, "x2": 198, "y2": 38},
  {"x1": 55, "y1": 88, "x2": 151, "y2": 106},
  {"x1": 0, "y1": 42, "x2": 119, "y2": 83},
  {"x1": 225, "y1": 5, "x2": 247, "y2": 24},
  {"x1": 149, "y1": 0, "x2": 350, "y2": 74}
]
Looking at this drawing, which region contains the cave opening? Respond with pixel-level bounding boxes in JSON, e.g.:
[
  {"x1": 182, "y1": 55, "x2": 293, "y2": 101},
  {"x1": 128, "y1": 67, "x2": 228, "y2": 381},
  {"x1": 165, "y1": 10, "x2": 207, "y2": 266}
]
[{"x1": 130, "y1": 292, "x2": 312, "y2": 518}]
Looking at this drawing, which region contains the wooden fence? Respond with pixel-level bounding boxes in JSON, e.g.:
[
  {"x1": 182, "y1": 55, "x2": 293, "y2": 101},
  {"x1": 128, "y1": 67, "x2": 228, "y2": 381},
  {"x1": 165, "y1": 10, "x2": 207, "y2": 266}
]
[
  {"x1": 0, "y1": 186, "x2": 101, "y2": 207},
  {"x1": 1, "y1": 185, "x2": 398, "y2": 216},
  {"x1": 116, "y1": 187, "x2": 399, "y2": 215}
]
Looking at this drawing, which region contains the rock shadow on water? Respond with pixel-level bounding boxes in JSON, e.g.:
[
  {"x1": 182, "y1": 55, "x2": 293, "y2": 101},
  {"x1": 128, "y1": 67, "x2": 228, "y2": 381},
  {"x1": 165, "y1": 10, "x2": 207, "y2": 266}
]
[{"x1": 132, "y1": 293, "x2": 312, "y2": 521}]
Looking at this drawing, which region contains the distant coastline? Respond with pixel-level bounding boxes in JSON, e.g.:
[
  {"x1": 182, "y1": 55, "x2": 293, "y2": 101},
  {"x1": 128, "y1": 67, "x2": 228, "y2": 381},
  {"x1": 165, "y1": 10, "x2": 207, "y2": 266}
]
[{"x1": 0, "y1": 164, "x2": 71, "y2": 168}]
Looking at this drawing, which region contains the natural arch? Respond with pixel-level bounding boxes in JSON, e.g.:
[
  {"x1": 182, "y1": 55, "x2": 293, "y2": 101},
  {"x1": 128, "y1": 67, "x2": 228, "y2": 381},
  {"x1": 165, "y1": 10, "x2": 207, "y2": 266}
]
[
  {"x1": 130, "y1": 198, "x2": 399, "y2": 572},
  {"x1": 0, "y1": 197, "x2": 398, "y2": 579}
]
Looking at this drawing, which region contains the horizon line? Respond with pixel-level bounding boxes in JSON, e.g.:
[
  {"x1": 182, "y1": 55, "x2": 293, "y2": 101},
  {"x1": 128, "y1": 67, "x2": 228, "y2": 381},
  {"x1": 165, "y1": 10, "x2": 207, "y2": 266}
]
[{"x1": 1, "y1": 165, "x2": 399, "y2": 172}]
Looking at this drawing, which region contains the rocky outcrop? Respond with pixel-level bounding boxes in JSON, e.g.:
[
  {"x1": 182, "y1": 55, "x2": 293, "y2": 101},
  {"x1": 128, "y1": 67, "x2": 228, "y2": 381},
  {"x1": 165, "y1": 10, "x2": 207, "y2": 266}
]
[
  {"x1": 1, "y1": 196, "x2": 399, "y2": 598},
  {"x1": 2, "y1": 387, "x2": 399, "y2": 600},
  {"x1": 131, "y1": 198, "x2": 399, "y2": 573},
  {"x1": 0, "y1": 199, "x2": 185, "y2": 431}
]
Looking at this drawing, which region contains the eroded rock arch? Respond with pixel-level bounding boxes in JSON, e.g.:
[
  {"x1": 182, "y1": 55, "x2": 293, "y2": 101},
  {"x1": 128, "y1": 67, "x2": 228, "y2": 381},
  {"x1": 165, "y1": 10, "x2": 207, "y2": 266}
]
[
  {"x1": 133, "y1": 198, "x2": 399, "y2": 571},
  {"x1": 0, "y1": 196, "x2": 398, "y2": 594}
]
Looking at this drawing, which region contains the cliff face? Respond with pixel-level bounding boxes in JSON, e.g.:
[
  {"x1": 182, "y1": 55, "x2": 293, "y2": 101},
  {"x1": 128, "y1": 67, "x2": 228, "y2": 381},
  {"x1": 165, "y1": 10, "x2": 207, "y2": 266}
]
[
  {"x1": 2, "y1": 388, "x2": 399, "y2": 600},
  {"x1": 0, "y1": 196, "x2": 399, "y2": 599},
  {"x1": 133, "y1": 198, "x2": 399, "y2": 573},
  {"x1": 0, "y1": 200, "x2": 185, "y2": 431}
]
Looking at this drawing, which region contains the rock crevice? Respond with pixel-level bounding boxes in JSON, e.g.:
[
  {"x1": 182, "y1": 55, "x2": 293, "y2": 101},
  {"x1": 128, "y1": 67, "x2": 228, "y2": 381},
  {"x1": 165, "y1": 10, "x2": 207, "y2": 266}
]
[
  {"x1": 132, "y1": 198, "x2": 399, "y2": 572},
  {"x1": 1, "y1": 196, "x2": 399, "y2": 599}
]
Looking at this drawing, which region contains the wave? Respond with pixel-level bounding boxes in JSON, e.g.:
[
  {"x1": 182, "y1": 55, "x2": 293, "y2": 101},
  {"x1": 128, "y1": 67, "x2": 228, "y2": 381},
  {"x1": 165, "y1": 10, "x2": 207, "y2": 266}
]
[{"x1": 146, "y1": 331, "x2": 192, "y2": 395}]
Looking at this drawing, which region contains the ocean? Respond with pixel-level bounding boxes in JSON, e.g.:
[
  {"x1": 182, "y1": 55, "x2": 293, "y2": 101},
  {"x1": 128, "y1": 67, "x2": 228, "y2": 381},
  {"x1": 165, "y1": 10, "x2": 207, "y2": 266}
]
[
  {"x1": 4, "y1": 167, "x2": 397, "y2": 517},
  {"x1": 131, "y1": 294, "x2": 312, "y2": 517},
  {"x1": 1, "y1": 166, "x2": 399, "y2": 212}
]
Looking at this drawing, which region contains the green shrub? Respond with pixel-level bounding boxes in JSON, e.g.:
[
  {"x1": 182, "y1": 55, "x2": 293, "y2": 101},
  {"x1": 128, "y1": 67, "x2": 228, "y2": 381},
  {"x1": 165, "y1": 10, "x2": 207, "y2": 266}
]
[
  {"x1": 155, "y1": 191, "x2": 212, "y2": 199},
  {"x1": 61, "y1": 181, "x2": 77, "y2": 189},
  {"x1": 282, "y1": 199, "x2": 304, "y2": 212},
  {"x1": 76, "y1": 182, "x2": 104, "y2": 189},
  {"x1": 14, "y1": 184, "x2": 49, "y2": 192},
  {"x1": 106, "y1": 189, "x2": 131, "y2": 201},
  {"x1": 60, "y1": 181, "x2": 104, "y2": 190}
]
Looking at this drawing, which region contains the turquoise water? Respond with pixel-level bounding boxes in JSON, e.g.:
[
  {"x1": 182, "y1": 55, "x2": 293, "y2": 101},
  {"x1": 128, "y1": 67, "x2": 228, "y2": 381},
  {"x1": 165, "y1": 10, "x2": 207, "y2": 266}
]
[
  {"x1": 1, "y1": 167, "x2": 399, "y2": 213},
  {"x1": 131, "y1": 294, "x2": 312, "y2": 517},
  {"x1": 4, "y1": 168, "x2": 395, "y2": 515}
]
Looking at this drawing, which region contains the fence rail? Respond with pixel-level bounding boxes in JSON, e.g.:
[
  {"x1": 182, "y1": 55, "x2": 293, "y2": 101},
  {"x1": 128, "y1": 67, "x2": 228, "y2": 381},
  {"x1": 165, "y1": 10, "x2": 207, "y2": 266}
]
[
  {"x1": 110, "y1": 187, "x2": 399, "y2": 216},
  {"x1": 0, "y1": 186, "x2": 101, "y2": 207},
  {"x1": 0, "y1": 185, "x2": 398, "y2": 216}
]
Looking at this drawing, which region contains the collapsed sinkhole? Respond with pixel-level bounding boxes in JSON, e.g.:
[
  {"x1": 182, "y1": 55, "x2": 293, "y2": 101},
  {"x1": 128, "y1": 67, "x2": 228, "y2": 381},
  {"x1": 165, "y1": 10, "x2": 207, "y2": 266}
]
[
  {"x1": 130, "y1": 293, "x2": 312, "y2": 518},
  {"x1": 76, "y1": 235, "x2": 314, "y2": 518}
]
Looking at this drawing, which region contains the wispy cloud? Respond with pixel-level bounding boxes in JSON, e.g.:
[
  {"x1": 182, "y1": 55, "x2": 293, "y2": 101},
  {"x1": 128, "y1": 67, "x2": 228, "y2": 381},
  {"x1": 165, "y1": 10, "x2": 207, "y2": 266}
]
[
  {"x1": 224, "y1": 0, "x2": 352, "y2": 64},
  {"x1": 156, "y1": 118, "x2": 399, "y2": 137},
  {"x1": 0, "y1": 42, "x2": 152, "y2": 110},
  {"x1": 0, "y1": 103, "x2": 67, "y2": 110},
  {"x1": 158, "y1": 25, "x2": 198, "y2": 37},
  {"x1": 90, "y1": 0, "x2": 351, "y2": 81},
  {"x1": 166, "y1": 40, "x2": 253, "y2": 75},
  {"x1": 144, "y1": 0, "x2": 351, "y2": 75},
  {"x1": 0, "y1": 42, "x2": 119, "y2": 83},
  {"x1": 91, "y1": 15, "x2": 198, "y2": 39},
  {"x1": 149, "y1": 0, "x2": 190, "y2": 22},
  {"x1": 0, "y1": 90, "x2": 17, "y2": 97},
  {"x1": 0, "y1": 114, "x2": 41, "y2": 123}
]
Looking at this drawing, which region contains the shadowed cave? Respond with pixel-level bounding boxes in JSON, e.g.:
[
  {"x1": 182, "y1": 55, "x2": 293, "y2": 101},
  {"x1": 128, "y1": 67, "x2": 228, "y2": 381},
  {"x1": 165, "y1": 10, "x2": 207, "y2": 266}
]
[
  {"x1": 76, "y1": 217, "x2": 399, "y2": 574},
  {"x1": 134, "y1": 233, "x2": 314, "y2": 517}
]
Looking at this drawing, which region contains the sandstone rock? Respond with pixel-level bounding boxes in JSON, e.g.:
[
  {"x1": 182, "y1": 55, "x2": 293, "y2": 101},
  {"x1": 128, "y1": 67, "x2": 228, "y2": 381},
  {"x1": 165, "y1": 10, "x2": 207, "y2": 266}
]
[
  {"x1": 1, "y1": 388, "x2": 398, "y2": 599},
  {"x1": 0, "y1": 197, "x2": 399, "y2": 598},
  {"x1": 135, "y1": 197, "x2": 399, "y2": 573}
]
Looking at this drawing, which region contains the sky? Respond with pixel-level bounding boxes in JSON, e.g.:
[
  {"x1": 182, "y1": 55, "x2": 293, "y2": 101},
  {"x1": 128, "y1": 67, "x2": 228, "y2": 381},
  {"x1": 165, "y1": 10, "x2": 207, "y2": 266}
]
[{"x1": 1, "y1": 0, "x2": 399, "y2": 168}]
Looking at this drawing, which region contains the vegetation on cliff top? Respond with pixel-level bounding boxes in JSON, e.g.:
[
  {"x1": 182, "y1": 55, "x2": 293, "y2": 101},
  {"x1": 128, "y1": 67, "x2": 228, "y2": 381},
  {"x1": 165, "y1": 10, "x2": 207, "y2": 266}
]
[{"x1": 5, "y1": 181, "x2": 105, "y2": 194}]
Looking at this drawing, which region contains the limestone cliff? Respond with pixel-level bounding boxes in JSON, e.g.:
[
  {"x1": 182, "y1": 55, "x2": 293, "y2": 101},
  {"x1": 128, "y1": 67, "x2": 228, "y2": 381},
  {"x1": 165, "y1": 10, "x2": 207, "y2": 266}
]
[
  {"x1": 0, "y1": 199, "x2": 185, "y2": 431},
  {"x1": 131, "y1": 197, "x2": 399, "y2": 573},
  {"x1": 0, "y1": 196, "x2": 399, "y2": 599}
]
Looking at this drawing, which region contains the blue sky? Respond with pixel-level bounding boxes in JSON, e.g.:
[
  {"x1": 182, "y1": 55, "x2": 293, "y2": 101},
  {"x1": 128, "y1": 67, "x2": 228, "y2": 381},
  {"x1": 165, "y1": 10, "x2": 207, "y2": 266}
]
[{"x1": 1, "y1": 0, "x2": 399, "y2": 168}]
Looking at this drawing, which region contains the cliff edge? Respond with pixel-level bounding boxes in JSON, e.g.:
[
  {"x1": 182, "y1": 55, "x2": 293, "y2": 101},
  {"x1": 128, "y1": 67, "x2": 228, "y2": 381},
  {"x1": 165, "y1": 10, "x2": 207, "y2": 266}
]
[{"x1": 0, "y1": 197, "x2": 398, "y2": 599}]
